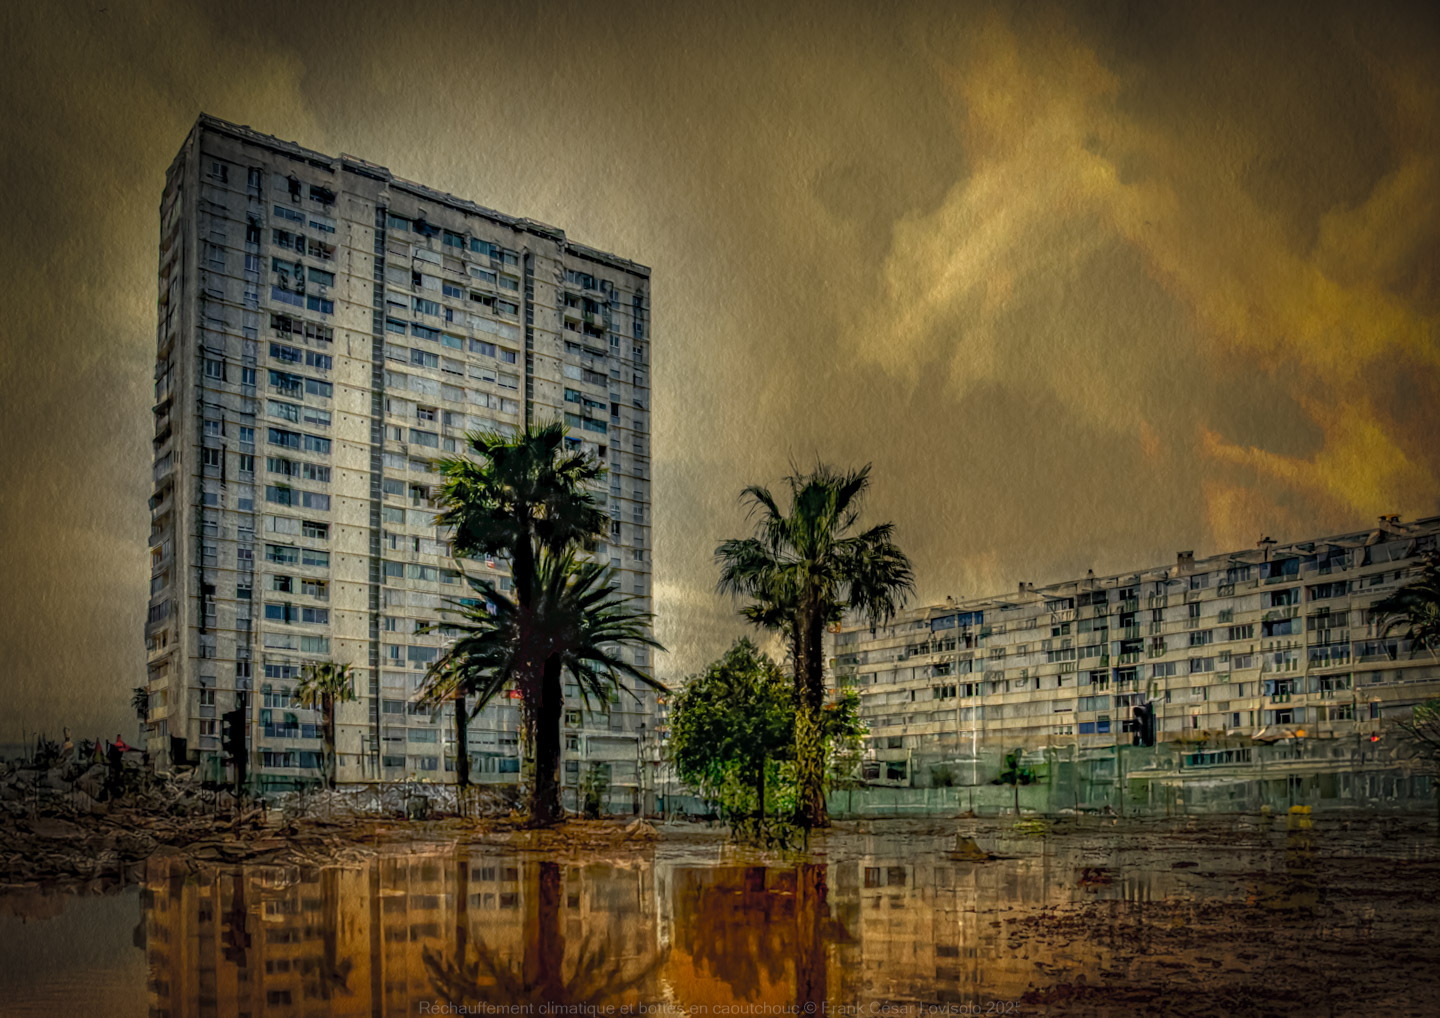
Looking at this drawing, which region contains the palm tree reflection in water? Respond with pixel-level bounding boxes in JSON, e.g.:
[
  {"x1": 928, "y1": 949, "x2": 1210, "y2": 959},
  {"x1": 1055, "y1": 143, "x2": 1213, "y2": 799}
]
[
  {"x1": 424, "y1": 861, "x2": 668, "y2": 1007},
  {"x1": 669, "y1": 864, "x2": 852, "y2": 1009}
]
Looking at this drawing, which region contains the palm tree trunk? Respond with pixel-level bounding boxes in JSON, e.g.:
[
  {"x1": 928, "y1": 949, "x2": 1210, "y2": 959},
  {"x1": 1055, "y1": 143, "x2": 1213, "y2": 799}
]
[
  {"x1": 795, "y1": 862, "x2": 829, "y2": 1009},
  {"x1": 322, "y1": 692, "x2": 336, "y2": 791},
  {"x1": 523, "y1": 860, "x2": 564, "y2": 997},
  {"x1": 796, "y1": 601, "x2": 830, "y2": 828},
  {"x1": 454, "y1": 847, "x2": 470, "y2": 981},
  {"x1": 795, "y1": 705, "x2": 825, "y2": 828},
  {"x1": 530, "y1": 654, "x2": 565, "y2": 824},
  {"x1": 455, "y1": 695, "x2": 471, "y2": 790}
]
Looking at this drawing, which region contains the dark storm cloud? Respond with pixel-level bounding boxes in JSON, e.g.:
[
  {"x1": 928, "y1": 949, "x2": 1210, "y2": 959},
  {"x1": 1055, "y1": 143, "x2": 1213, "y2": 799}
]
[{"x1": 1, "y1": 0, "x2": 1436, "y2": 736}]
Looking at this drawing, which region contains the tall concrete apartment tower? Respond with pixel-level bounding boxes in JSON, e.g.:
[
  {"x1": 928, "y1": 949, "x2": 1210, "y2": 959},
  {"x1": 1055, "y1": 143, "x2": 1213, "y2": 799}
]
[{"x1": 146, "y1": 116, "x2": 656, "y2": 800}]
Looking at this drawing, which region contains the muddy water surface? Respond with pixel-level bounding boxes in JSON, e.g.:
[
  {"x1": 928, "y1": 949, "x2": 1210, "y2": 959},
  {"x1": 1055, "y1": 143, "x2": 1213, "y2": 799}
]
[{"x1": 2, "y1": 814, "x2": 1438, "y2": 1017}]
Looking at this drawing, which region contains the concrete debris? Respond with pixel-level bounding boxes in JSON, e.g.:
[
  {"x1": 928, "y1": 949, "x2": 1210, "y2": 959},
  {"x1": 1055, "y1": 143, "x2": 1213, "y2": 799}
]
[
  {"x1": 0, "y1": 749, "x2": 524, "y2": 889},
  {"x1": 624, "y1": 818, "x2": 657, "y2": 836}
]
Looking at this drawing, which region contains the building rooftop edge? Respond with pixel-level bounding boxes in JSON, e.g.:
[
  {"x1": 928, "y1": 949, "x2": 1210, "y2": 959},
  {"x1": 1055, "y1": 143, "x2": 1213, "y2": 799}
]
[
  {"x1": 842, "y1": 514, "x2": 1440, "y2": 628},
  {"x1": 192, "y1": 113, "x2": 652, "y2": 278}
]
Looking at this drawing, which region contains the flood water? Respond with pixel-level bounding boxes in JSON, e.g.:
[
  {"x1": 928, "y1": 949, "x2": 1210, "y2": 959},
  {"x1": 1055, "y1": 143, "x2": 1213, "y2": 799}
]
[{"x1": 2, "y1": 815, "x2": 1439, "y2": 1016}]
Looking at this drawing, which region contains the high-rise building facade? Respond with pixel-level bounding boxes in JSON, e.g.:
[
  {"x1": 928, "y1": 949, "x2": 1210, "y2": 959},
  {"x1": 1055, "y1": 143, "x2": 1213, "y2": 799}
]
[
  {"x1": 146, "y1": 116, "x2": 655, "y2": 798},
  {"x1": 834, "y1": 516, "x2": 1440, "y2": 795}
]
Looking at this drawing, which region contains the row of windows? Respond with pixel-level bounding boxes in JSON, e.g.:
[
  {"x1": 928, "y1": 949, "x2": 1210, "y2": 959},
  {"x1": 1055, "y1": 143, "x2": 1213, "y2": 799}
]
[
  {"x1": 266, "y1": 457, "x2": 330, "y2": 483},
  {"x1": 385, "y1": 345, "x2": 521, "y2": 391},
  {"x1": 272, "y1": 204, "x2": 334, "y2": 233},
  {"x1": 266, "y1": 544, "x2": 330, "y2": 567},
  {"x1": 383, "y1": 318, "x2": 520, "y2": 364},
  {"x1": 264, "y1": 603, "x2": 330, "y2": 625},
  {"x1": 270, "y1": 286, "x2": 334, "y2": 314},
  {"x1": 265, "y1": 485, "x2": 330, "y2": 511},
  {"x1": 385, "y1": 214, "x2": 520, "y2": 265},
  {"x1": 268, "y1": 427, "x2": 331, "y2": 454},
  {"x1": 269, "y1": 342, "x2": 332, "y2": 371},
  {"x1": 270, "y1": 575, "x2": 328, "y2": 598},
  {"x1": 270, "y1": 313, "x2": 333, "y2": 345}
]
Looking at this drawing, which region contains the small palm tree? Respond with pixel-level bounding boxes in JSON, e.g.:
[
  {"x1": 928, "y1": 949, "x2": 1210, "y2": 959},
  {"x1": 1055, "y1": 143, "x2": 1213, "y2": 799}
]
[
  {"x1": 420, "y1": 551, "x2": 665, "y2": 823},
  {"x1": 1372, "y1": 554, "x2": 1440, "y2": 658},
  {"x1": 131, "y1": 687, "x2": 149, "y2": 747},
  {"x1": 717, "y1": 463, "x2": 913, "y2": 827},
  {"x1": 294, "y1": 661, "x2": 356, "y2": 790}
]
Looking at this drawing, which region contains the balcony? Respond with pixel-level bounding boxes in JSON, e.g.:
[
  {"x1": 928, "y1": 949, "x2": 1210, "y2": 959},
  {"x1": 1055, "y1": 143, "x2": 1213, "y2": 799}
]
[{"x1": 1263, "y1": 606, "x2": 1300, "y2": 622}]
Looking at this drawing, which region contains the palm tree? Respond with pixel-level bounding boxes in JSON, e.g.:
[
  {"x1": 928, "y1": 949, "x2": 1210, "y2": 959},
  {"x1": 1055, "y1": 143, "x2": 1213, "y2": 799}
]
[
  {"x1": 716, "y1": 463, "x2": 914, "y2": 827},
  {"x1": 130, "y1": 687, "x2": 149, "y2": 747},
  {"x1": 420, "y1": 550, "x2": 665, "y2": 823},
  {"x1": 294, "y1": 661, "x2": 356, "y2": 790},
  {"x1": 431, "y1": 421, "x2": 609, "y2": 800},
  {"x1": 1372, "y1": 554, "x2": 1440, "y2": 658}
]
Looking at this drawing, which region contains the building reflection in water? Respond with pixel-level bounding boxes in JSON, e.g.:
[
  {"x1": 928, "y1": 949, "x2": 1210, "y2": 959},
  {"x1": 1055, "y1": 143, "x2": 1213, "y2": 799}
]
[{"x1": 139, "y1": 824, "x2": 1327, "y2": 1015}]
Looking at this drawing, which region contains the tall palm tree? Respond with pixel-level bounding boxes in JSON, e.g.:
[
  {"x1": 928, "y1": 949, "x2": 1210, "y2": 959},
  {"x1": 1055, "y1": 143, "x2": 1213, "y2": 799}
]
[
  {"x1": 420, "y1": 550, "x2": 665, "y2": 823},
  {"x1": 294, "y1": 661, "x2": 356, "y2": 790},
  {"x1": 431, "y1": 421, "x2": 609, "y2": 798},
  {"x1": 716, "y1": 463, "x2": 914, "y2": 827},
  {"x1": 1372, "y1": 554, "x2": 1440, "y2": 658}
]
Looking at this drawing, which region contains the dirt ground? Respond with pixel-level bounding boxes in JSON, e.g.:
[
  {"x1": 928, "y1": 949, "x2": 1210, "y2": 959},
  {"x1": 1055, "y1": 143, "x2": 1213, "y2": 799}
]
[{"x1": 2, "y1": 808, "x2": 1439, "y2": 1016}]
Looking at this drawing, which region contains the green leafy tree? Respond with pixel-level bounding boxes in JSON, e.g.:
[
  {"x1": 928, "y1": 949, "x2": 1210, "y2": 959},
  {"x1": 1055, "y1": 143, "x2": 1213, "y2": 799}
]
[
  {"x1": 820, "y1": 688, "x2": 867, "y2": 789},
  {"x1": 294, "y1": 661, "x2": 356, "y2": 790},
  {"x1": 420, "y1": 550, "x2": 664, "y2": 823},
  {"x1": 667, "y1": 639, "x2": 795, "y2": 827},
  {"x1": 1372, "y1": 554, "x2": 1440, "y2": 657},
  {"x1": 716, "y1": 463, "x2": 913, "y2": 828}
]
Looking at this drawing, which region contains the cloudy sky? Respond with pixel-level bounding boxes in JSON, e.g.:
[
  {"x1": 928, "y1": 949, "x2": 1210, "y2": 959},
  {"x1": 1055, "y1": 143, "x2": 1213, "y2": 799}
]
[{"x1": 2, "y1": 0, "x2": 1437, "y2": 738}]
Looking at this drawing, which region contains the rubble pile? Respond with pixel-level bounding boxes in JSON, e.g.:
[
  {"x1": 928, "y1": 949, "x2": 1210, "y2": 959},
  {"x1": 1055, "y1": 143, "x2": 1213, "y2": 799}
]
[{"x1": 0, "y1": 754, "x2": 556, "y2": 890}]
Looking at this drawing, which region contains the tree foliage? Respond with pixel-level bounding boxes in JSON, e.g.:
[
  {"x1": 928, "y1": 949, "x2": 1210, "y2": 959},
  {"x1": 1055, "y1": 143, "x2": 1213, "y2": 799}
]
[
  {"x1": 1395, "y1": 698, "x2": 1440, "y2": 765},
  {"x1": 422, "y1": 421, "x2": 662, "y2": 823},
  {"x1": 294, "y1": 661, "x2": 355, "y2": 790},
  {"x1": 668, "y1": 639, "x2": 867, "y2": 838},
  {"x1": 1372, "y1": 554, "x2": 1440, "y2": 656},
  {"x1": 715, "y1": 463, "x2": 912, "y2": 827},
  {"x1": 667, "y1": 639, "x2": 793, "y2": 818},
  {"x1": 419, "y1": 550, "x2": 664, "y2": 821}
]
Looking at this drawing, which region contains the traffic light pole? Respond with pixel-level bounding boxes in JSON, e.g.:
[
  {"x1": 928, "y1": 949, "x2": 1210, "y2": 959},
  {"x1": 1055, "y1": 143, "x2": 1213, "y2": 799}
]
[{"x1": 222, "y1": 707, "x2": 248, "y2": 798}]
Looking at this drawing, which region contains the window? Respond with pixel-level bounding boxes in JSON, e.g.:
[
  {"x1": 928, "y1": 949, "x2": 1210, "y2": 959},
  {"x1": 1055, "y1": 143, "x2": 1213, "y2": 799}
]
[{"x1": 205, "y1": 358, "x2": 224, "y2": 380}]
